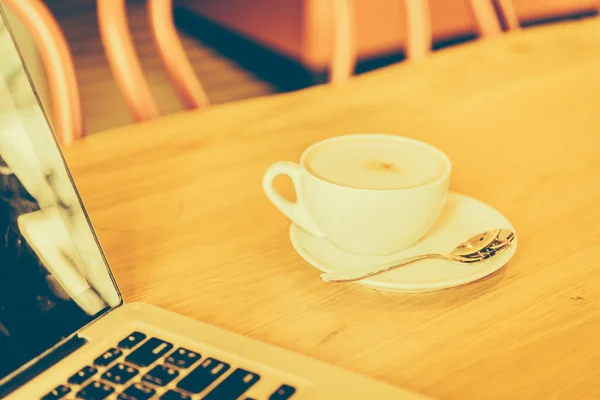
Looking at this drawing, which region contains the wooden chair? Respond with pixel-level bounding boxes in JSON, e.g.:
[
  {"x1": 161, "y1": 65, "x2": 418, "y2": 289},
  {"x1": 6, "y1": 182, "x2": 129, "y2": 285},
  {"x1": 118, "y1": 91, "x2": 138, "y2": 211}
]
[
  {"x1": 97, "y1": 0, "x2": 209, "y2": 122},
  {"x1": 329, "y1": 0, "x2": 505, "y2": 84},
  {"x1": 2, "y1": 0, "x2": 209, "y2": 146}
]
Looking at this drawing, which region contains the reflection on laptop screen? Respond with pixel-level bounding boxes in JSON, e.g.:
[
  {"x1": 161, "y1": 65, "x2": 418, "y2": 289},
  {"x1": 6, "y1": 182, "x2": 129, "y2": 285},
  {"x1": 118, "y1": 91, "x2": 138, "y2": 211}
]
[{"x1": 0, "y1": 8, "x2": 120, "y2": 383}]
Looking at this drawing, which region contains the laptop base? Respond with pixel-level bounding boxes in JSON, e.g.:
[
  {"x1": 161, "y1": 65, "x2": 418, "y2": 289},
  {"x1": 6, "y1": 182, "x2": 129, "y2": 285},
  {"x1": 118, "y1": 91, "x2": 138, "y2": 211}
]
[{"x1": 9, "y1": 302, "x2": 428, "y2": 399}]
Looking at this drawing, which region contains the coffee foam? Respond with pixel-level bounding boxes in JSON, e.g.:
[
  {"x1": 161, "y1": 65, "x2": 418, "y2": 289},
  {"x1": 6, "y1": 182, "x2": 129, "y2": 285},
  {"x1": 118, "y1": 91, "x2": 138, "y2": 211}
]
[{"x1": 304, "y1": 136, "x2": 447, "y2": 190}]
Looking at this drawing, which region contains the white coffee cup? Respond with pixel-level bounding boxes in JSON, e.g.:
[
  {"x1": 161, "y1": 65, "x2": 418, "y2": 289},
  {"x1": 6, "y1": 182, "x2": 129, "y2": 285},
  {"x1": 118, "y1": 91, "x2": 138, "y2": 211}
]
[{"x1": 263, "y1": 134, "x2": 451, "y2": 255}]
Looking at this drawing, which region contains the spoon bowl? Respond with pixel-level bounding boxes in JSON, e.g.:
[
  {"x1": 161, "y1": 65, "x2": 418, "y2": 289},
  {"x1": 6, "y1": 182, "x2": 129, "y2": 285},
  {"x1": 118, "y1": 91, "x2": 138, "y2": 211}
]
[
  {"x1": 320, "y1": 229, "x2": 516, "y2": 283},
  {"x1": 449, "y1": 229, "x2": 515, "y2": 262}
]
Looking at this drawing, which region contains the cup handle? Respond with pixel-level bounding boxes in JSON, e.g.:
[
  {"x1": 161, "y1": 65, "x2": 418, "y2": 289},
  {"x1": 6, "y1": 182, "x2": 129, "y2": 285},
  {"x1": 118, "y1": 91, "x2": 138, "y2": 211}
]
[{"x1": 262, "y1": 161, "x2": 325, "y2": 237}]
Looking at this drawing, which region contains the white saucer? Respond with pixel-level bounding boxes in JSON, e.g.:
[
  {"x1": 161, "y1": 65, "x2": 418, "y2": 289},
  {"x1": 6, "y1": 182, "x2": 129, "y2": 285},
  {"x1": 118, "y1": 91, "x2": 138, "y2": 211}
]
[{"x1": 289, "y1": 192, "x2": 517, "y2": 293}]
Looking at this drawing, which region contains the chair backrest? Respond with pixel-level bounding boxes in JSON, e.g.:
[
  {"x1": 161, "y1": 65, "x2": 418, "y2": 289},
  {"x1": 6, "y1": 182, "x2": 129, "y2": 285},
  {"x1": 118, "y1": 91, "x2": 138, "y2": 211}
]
[
  {"x1": 2, "y1": 0, "x2": 83, "y2": 146},
  {"x1": 329, "y1": 0, "x2": 504, "y2": 84},
  {"x1": 98, "y1": 0, "x2": 209, "y2": 122}
]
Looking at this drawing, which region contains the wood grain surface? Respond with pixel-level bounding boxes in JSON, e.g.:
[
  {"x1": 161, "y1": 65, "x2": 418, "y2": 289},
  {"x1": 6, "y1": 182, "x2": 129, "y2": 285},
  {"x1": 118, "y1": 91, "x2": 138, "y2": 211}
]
[{"x1": 64, "y1": 17, "x2": 600, "y2": 399}]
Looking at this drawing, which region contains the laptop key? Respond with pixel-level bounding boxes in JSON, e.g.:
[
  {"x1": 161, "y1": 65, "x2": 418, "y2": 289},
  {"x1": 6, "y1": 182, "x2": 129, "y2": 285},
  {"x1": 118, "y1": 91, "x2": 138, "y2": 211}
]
[
  {"x1": 202, "y1": 368, "x2": 260, "y2": 400},
  {"x1": 165, "y1": 347, "x2": 200, "y2": 369},
  {"x1": 159, "y1": 390, "x2": 192, "y2": 400},
  {"x1": 41, "y1": 384, "x2": 71, "y2": 400},
  {"x1": 93, "y1": 348, "x2": 123, "y2": 367},
  {"x1": 142, "y1": 364, "x2": 179, "y2": 386},
  {"x1": 117, "y1": 331, "x2": 147, "y2": 350},
  {"x1": 101, "y1": 363, "x2": 139, "y2": 385},
  {"x1": 176, "y1": 357, "x2": 230, "y2": 394},
  {"x1": 269, "y1": 384, "x2": 297, "y2": 399},
  {"x1": 117, "y1": 382, "x2": 156, "y2": 400},
  {"x1": 125, "y1": 338, "x2": 173, "y2": 367},
  {"x1": 68, "y1": 366, "x2": 98, "y2": 385},
  {"x1": 76, "y1": 381, "x2": 114, "y2": 399}
]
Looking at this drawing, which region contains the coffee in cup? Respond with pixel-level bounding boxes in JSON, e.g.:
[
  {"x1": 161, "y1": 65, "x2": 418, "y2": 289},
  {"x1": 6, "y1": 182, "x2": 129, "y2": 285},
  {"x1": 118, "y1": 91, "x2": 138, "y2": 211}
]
[{"x1": 263, "y1": 134, "x2": 451, "y2": 255}]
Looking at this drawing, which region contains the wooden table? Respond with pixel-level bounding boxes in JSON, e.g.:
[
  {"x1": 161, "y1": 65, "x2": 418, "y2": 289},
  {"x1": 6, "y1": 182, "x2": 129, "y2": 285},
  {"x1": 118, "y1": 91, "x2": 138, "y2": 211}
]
[{"x1": 65, "y1": 18, "x2": 600, "y2": 399}]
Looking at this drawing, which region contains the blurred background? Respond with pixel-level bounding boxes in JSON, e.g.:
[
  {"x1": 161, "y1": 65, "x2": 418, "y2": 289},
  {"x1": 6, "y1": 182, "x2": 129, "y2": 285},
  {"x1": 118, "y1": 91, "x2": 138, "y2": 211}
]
[{"x1": 2, "y1": 0, "x2": 597, "y2": 138}]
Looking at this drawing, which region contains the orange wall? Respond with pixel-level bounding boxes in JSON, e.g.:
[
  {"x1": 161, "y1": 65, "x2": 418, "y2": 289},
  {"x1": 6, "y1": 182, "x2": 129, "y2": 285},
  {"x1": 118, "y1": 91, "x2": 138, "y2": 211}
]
[
  {"x1": 512, "y1": 0, "x2": 594, "y2": 22},
  {"x1": 181, "y1": 0, "x2": 595, "y2": 70}
]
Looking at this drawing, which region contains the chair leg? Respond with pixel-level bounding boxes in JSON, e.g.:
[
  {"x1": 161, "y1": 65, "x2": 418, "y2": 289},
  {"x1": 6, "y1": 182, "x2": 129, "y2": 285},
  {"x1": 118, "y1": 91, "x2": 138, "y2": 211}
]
[
  {"x1": 330, "y1": 0, "x2": 357, "y2": 84},
  {"x1": 404, "y1": 0, "x2": 432, "y2": 61},
  {"x1": 2, "y1": 0, "x2": 83, "y2": 145},
  {"x1": 494, "y1": 0, "x2": 520, "y2": 31},
  {"x1": 148, "y1": 0, "x2": 209, "y2": 110},
  {"x1": 98, "y1": 0, "x2": 160, "y2": 121},
  {"x1": 468, "y1": 0, "x2": 503, "y2": 37}
]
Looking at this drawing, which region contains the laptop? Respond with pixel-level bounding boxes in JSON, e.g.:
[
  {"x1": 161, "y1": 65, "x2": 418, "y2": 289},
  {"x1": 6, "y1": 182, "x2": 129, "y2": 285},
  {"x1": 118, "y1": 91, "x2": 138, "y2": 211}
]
[{"x1": 0, "y1": 8, "x2": 428, "y2": 400}]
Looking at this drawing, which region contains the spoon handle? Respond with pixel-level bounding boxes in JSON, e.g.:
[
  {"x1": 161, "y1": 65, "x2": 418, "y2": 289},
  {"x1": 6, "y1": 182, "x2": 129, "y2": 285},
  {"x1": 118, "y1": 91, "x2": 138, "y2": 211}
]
[{"x1": 320, "y1": 253, "x2": 444, "y2": 283}]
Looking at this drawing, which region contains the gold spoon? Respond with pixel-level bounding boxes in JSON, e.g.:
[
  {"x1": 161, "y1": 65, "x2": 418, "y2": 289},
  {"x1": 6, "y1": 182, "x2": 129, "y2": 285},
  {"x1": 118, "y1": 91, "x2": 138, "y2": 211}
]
[{"x1": 320, "y1": 229, "x2": 516, "y2": 283}]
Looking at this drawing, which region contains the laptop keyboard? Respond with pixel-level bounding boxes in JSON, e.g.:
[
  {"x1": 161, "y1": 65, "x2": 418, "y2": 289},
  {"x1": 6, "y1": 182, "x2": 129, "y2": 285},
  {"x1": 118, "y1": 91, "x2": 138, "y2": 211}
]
[{"x1": 40, "y1": 331, "x2": 297, "y2": 400}]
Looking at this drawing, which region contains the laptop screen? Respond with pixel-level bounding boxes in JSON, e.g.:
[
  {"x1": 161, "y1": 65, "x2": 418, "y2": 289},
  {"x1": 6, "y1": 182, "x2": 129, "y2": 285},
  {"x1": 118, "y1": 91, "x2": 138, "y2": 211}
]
[{"x1": 0, "y1": 8, "x2": 120, "y2": 383}]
